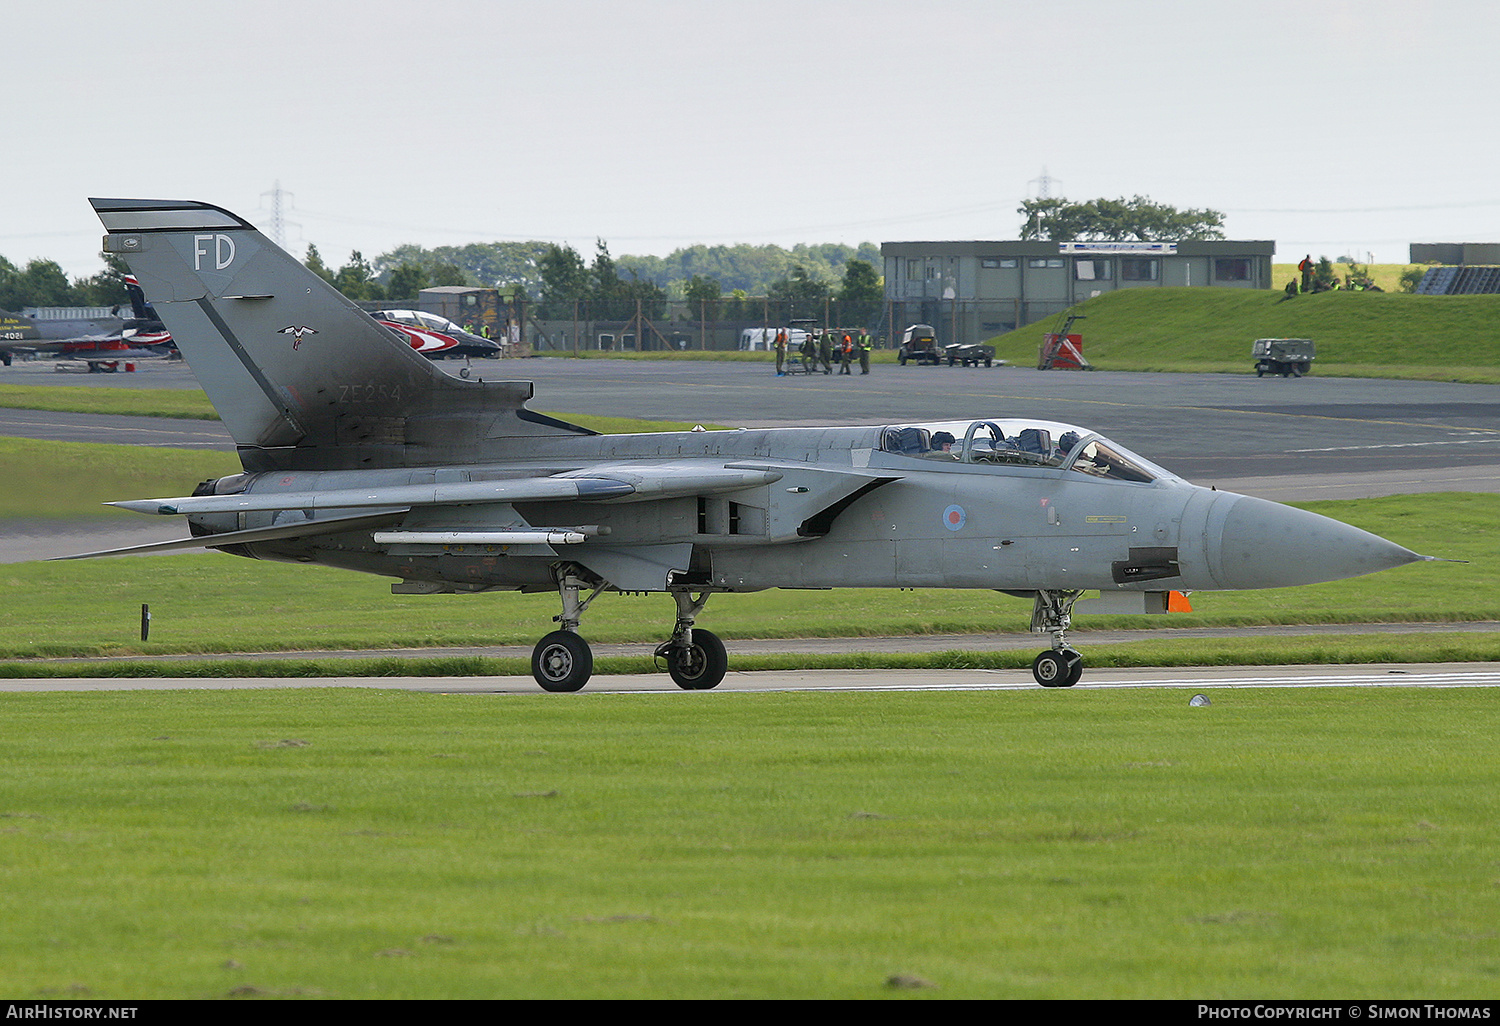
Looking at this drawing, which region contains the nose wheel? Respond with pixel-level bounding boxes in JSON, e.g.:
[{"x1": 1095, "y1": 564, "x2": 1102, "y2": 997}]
[
  {"x1": 1030, "y1": 590, "x2": 1085, "y2": 688},
  {"x1": 1032, "y1": 647, "x2": 1083, "y2": 688}
]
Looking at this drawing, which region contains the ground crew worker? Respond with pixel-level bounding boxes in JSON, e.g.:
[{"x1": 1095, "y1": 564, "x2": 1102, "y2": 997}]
[
  {"x1": 858, "y1": 331, "x2": 872, "y2": 374},
  {"x1": 818, "y1": 330, "x2": 833, "y2": 374},
  {"x1": 799, "y1": 334, "x2": 816, "y2": 373},
  {"x1": 838, "y1": 333, "x2": 853, "y2": 374},
  {"x1": 773, "y1": 329, "x2": 787, "y2": 376},
  {"x1": 1298, "y1": 255, "x2": 1313, "y2": 294}
]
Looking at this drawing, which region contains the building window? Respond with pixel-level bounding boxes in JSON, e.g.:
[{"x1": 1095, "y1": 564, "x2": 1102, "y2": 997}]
[
  {"x1": 1121, "y1": 258, "x2": 1159, "y2": 281},
  {"x1": 1215, "y1": 258, "x2": 1251, "y2": 282},
  {"x1": 906, "y1": 259, "x2": 920, "y2": 279},
  {"x1": 1074, "y1": 259, "x2": 1112, "y2": 281},
  {"x1": 1028, "y1": 258, "x2": 1065, "y2": 269}
]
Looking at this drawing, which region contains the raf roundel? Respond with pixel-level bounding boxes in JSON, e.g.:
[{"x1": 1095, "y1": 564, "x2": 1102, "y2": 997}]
[{"x1": 942, "y1": 504, "x2": 966, "y2": 531}]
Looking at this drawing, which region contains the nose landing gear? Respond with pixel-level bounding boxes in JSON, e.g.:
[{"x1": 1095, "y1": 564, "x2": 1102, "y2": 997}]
[{"x1": 1030, "y1": 590, "x2": 1084, "y2": 688}]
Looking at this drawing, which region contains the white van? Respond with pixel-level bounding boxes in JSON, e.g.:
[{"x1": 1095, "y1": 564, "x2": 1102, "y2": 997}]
[{"x1": 739, "y1": 327, "x2": 809, "y2": 351}]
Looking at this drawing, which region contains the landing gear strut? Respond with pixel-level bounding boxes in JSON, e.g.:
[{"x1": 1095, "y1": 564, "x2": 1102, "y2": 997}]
[
  {"x1": 1030, "y1": 589, "x2": 1084, "y2": 688},
  {"x1": 654, "y1": 590, "x2": 727, "y2": 690},
  {"x1": 531, "y1": 569, "x2": 606, "y2": 692},
  {"x1": 530, "y1": 571, "x2": 729, "y2": 693}
]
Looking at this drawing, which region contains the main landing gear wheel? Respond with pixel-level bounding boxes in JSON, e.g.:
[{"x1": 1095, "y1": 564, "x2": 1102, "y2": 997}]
[
  {"x1": 664, "y1": 628, "x2": 728, "y2": 690},
  {"x1": 1032, "y1": 648, "x2": 1083, "y2": 688},
  {"x1": 532, "y1": 630, "x2": 593, "y2": 692}
]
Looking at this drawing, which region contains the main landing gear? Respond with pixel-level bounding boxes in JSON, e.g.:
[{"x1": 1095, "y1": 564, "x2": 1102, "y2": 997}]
[
  {"x1": 1030, "y1": 589, "x2": 1084, "y2": 688},
  {"x1": 529, "y1": 567, "x2": 728, "y2": 693}
]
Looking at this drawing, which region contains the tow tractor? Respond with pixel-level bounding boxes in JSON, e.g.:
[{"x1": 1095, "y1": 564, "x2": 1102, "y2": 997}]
[{"x1": 1253, "y1": 338, "x2": 1315, "y2": 377}]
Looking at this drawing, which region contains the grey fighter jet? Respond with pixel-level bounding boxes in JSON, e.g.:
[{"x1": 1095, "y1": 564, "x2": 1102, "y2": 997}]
[{"x1": 70, "y1": 198, "x2": 1433, "y2": 691}]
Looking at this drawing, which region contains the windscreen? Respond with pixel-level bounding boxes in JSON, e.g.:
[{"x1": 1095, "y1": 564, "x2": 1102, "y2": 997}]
[{"x1": 880, "y1": 419, "x2": 1170, "y2": 483}]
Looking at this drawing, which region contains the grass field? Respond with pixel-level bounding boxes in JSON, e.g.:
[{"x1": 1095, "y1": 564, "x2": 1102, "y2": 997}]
[
  {"x1": 0, "y1": 378, "x2": 1495, "y2": 999},
  {"x1": 1, "y1": 686, "x2": 1497, "y2": 999}
]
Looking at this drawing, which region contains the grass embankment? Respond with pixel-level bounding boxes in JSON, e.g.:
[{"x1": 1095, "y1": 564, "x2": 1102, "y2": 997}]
[
  {"x1": 988, "y1": 287, "x2": 1500, "y2": 383},
  {"x1": 1, "y1": 687, "x2": 1497, "y2": 998}
]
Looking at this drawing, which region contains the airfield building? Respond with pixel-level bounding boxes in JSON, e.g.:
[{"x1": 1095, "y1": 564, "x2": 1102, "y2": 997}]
[{"x1": 882, "y1": 239, "x2": 1276, "y2": 344}]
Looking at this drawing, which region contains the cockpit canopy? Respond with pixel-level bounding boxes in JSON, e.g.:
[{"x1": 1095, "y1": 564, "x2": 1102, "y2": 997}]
[{"x1": 879, "y1": 419, "x2": 1171, "y2": 484}]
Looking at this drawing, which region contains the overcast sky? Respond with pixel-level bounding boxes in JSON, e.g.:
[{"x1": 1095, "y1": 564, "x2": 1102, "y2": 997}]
[{"x1": 9, "y1": 0, "x2": 1500, "y2": 280}]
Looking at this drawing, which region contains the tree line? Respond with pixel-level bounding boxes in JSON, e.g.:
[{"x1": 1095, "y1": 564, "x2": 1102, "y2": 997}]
[
  {"x1": 0, "y1": 253, "x2": 131, "y2": 311},
  {"x1": 345, "y1": 238, "x2": 884, "y2": 305},
  {"x1": 1017, "y1": 195, "x2": 1227, "y2": 242},
  {"x1": 1, "y1": 195, "x2": 1255, "y2": 314}
]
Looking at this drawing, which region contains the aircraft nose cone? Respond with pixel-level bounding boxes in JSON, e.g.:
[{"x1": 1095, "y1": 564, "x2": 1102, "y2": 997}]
[{"x1": 1210, "y1": 494, "x2": 1425, "y2": 590}]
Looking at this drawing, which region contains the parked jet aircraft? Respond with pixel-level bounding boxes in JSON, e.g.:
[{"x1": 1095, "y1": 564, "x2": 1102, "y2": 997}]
[
  {"x1": 0, "y1": 273, "x2": 173, "y2": 369},
  {"x1": 68, "y1": 198, "x2": 1434, "y2": 691}
]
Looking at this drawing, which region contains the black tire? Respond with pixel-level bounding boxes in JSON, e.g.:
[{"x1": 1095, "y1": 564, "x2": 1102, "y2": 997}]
[
  {"x1": 666, "y1": 628, "x2": 728, "y2": 690},
  {"x1": 532, "y1": 631, "x2": 593, "y2": 692},
  {"x1": 898, "y1": 353, "x2": 907, "y2": 366},
  {"x1": 1032, "y1": 648, "x2": 1083, "y2": 688}
]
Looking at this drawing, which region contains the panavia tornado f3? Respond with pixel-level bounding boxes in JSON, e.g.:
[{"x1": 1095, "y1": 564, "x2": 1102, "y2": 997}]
[{"x1": 69, "y1": 198, "x2": 1433, "y2": 691}]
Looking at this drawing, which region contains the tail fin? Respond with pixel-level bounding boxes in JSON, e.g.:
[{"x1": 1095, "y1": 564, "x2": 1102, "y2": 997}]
[
  {"x1": 90, "y1": 198, "x2": 588, "y2": 470},
  {"x1": 122, "y1": 274, "x2": 157, "y2": 322}
]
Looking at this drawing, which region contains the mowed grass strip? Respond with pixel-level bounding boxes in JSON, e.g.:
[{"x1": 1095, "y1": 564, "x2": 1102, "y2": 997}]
[
  {"x1": 0, "y1": 384, "x2": 220, "y2": 420},
  {"x1": 0, "y1": 437, "x2": 241, "y2": 520},
  {"x1": 0, "y1": 382, "x2": 722, "y2": 435},
  {"x1": 0, "y1": 687, "x2": 1496, "y2": 999}
]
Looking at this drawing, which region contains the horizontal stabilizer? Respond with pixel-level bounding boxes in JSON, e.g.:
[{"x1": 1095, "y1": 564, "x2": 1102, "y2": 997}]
[{"x1": 51, "y1": 509, "x2": 409, "y2": 561}]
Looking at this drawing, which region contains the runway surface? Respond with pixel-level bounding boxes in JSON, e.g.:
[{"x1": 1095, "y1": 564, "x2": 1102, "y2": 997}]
[{"x1": 4, "y1": 662, "x2": 1498, "y2": 694}]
